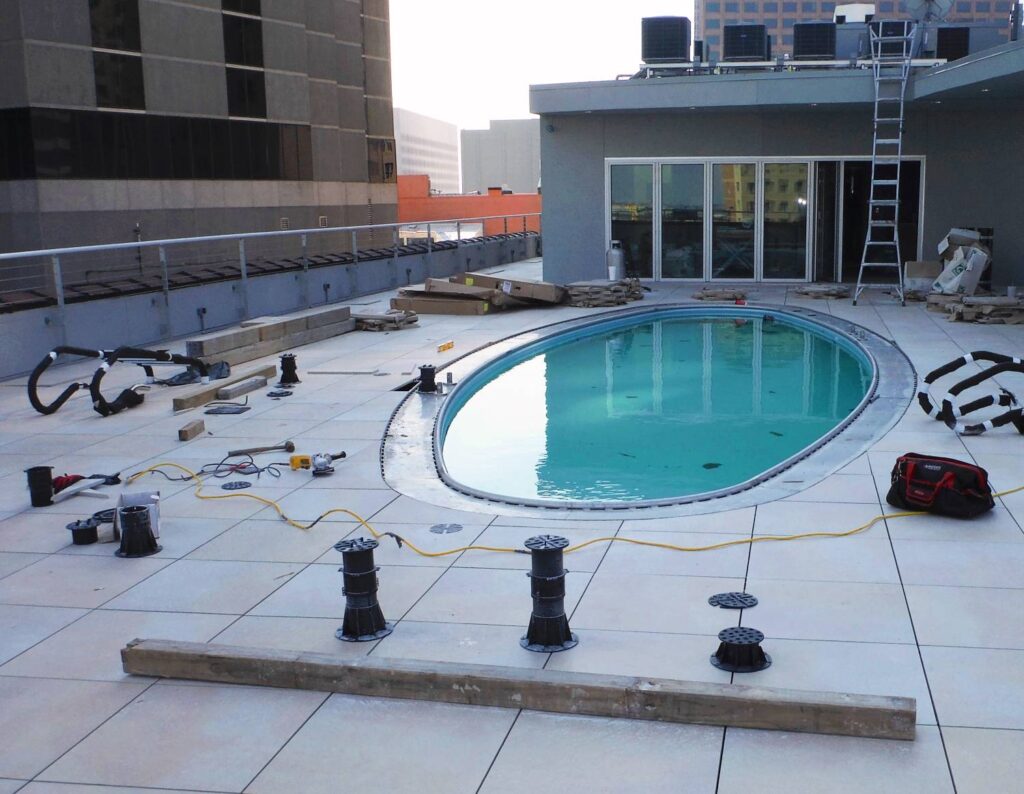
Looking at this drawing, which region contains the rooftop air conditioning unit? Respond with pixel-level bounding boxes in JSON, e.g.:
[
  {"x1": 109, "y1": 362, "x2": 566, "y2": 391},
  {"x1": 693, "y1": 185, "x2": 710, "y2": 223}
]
[
  {"x1": 834, "y1": 3, "x2": 876, "y2": 23},
  {"x1": 793, "y1": 22, "x2": 838, "y2": 59},
  {"x1": 723, "y1": 24, "x2": 769, "y2": 61},
  {"x1": 935, "y1": 26, "x2": 970, "y2": 61},
  {"x1": 642, "y1": 17, "x2": 692, "y2": 63}
]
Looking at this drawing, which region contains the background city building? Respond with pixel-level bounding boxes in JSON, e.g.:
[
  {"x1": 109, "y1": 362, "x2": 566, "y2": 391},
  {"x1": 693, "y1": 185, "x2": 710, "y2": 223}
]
[
  {"x1": 0, "y1": 0, "x2": 398, "y2": 252},
  {"x1": 460, "y1": 119, "x2": 541, "y2": 195},
  {"x1": 695, "y1": 0, "x2": 1020, "y2": 56},
  {"x1": 393, "y1": 107, "x2": 460, "y2": 193}
]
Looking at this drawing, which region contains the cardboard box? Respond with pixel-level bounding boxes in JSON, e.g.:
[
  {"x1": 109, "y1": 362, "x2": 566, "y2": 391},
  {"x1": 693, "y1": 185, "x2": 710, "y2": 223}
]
[
  {"x1": 932, "y1": 246, "x2": 989, "y2": 296},
  {"x1": 937, "y1": 228, "x2": 981, "y2": 261},
  {"x1": 422, "y1": 279, "x2": 526, "y2": 307},
  {"x1": 391, "y1": 296, "x2": 491, "y2": 315},
  {"x1": 450, "y1": 272, "x2": 566, "y2": 304},
  {"x1": 904, "y1": 260, "x2": 942, "y2": 291}
]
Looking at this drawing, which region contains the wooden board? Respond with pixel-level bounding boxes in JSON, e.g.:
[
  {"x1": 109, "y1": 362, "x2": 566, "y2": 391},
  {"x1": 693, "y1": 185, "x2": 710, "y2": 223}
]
[
  {"x1": 215, "y1": 376, "x2": 267, "y2": 400},
  {"x1": 177, "y1": 419, "x2": 205, "y2": 441},
  {"x1": 121, "y1": 639, "x2": 916, "y2": 741},
  {"x1": 171, "y1": 362, "x2": 278, "y2": 412},
  {"x1": 391, "y1": 296, "x2": 491, "y2": 315}
]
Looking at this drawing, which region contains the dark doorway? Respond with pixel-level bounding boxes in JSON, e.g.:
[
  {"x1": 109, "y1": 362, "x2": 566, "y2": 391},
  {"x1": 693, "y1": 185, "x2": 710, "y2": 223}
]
[
  {"x1": 813, "y1": 161, "x2": 840, "y2": 282},
  {"x1": 840, "y1": 160, "x2": 920, "y2": 281}
]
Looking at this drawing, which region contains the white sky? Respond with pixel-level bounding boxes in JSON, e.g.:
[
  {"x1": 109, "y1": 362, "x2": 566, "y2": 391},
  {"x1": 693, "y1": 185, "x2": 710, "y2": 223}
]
[{"x1": 389, "y1": 0, "x2": 696, "y2": 130}]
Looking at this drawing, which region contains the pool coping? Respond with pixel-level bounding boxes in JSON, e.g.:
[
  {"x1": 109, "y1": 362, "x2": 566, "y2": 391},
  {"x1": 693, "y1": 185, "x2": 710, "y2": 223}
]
[{"x1": 381, "y1": 302, "x2": 917, "y2": 520}]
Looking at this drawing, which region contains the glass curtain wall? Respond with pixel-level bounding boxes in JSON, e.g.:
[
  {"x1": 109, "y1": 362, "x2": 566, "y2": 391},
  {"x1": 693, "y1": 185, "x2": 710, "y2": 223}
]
[
  {"x1": 661, "y1": 163, "x2": 704, "y2": 279},
  {"x1": 610, "y1": 164, "x2": 654, "y2": 278},
  {"x1": 711, "y1": 163, "x2": 756, "y2": 279},
  {"x1": 762, "y1": 162, "x2": 809, "y2": 279}
]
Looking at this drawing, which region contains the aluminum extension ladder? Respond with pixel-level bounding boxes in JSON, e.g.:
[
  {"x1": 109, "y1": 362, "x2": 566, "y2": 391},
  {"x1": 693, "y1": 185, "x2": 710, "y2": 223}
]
[{"x1": 853, "y1": 20, "x2": 916, "y2": 307}]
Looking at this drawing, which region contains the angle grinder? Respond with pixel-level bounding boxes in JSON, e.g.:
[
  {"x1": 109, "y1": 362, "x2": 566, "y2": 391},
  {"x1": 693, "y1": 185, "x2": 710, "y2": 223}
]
[{"x1": 290, "y1": 451, "x2": 346, "y2": 476}]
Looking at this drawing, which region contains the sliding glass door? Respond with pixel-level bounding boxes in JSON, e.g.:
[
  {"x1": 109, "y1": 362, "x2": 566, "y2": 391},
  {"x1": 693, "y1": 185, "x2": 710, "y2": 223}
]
[
  {"x1": 660, "y1": 163, "x2": 704, "y2": 279},
  {"x1": 711, "y1": 163, "x2": 756, "y2": 280},
  {"x1": 610, "y1": 164, "x2": 654, "y2": 278},
  {"x1": 762, "y1": 162, "x2": 809, "y2": 280}
]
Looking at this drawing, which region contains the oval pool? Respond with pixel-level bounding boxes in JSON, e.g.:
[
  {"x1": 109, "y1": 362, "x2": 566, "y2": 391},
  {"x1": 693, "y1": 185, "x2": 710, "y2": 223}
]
[{"x1": 436, "y1": 308, "x2": 875, "y2": 506}]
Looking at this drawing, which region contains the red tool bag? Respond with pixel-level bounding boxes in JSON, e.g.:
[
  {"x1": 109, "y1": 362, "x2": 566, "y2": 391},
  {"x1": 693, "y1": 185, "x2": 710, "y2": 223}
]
[{"x1": 886, "y1": 453, "x2": 995, "y2": 518}]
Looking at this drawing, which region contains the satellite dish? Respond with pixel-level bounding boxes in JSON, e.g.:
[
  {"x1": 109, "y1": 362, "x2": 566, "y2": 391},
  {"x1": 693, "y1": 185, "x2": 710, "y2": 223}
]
[{"x1": 904, "y1": 0, "x2": 955, "y2": 21}]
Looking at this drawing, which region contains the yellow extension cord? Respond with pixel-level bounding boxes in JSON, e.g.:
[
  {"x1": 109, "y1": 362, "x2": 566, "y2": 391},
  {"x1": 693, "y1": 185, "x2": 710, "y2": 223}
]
[{"x1": 127, "y1": 463, "x2": 1024, "y2": 560}]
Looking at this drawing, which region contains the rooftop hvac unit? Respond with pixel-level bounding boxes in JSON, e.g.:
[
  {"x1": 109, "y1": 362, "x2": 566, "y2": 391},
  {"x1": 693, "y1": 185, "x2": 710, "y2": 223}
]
[
  {"x1": 870, "y1": 20, "x2": 909, "y2": 56},
  {"x1": 642, "y1": 17, "x2": 692, "y2": 63},
  {"x1": 793, "y1": 22, "x2": 837, "y2": 59},
  {"x1": 723, "y1": 24, "x2": 769, "y2": 61},
  {"x1": 936, "y1": 26, "x2": 970, "y2": 61}
]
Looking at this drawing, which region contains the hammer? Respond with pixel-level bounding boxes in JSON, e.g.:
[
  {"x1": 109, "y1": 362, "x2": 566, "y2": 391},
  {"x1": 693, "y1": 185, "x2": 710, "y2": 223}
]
[{"x1": 227, "y1": 441, "x2": 296, "y2": 457}]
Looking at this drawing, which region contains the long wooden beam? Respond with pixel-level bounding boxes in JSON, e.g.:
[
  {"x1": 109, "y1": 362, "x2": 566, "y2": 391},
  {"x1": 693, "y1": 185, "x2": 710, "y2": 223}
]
[{"x1": 121, "y1": 639, "x2": 916, "y2": 740}]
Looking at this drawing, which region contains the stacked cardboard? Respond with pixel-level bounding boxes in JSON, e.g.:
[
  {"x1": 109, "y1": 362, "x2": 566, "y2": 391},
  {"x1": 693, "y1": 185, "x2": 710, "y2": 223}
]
[
  {"x1": 692, "y1": 288, "x2": 747, "y2": 302},
  {"x1": 932, "y1": 229, "x2": 990, "y2": 296},
  {"x1": 390, "y1": 273, "x2": 567, "y2": 315},
  {"x1": 567, "y1": 280, "x2": 632, "y2": 307}
]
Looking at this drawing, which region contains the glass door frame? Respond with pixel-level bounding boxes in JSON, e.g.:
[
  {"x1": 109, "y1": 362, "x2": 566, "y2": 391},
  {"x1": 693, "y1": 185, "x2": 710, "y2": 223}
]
[{"x1": 604, "y1": 155, "x2": 926, "y2": 283}]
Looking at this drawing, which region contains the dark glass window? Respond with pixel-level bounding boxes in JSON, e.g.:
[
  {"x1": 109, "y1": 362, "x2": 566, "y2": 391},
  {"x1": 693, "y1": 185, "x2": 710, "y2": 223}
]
[
  {"x1": 367, "y1": 138, "x2": 396, "y2": 184},
  {"x1": 994, "y1": 1, "x2": 1010, "y2": 10},
  {"x1": 782, "y1": 33, "x2": 794, "y2": 44},
  {"x1": 31, "y1": 109, "x2": 74, "y2": 178},
  {"x1": 707, "y1": 19, "x2": 721, "y2": 28},
  {"x1": 223, "y1": 14, "x2": 264, "y2": 67},
  {"x1": 725, "y1": 3, "x2": 739, "y2": 11},
  {"x1": 89, "y1": 0, "x2": 141, "y2": 51},
  {"x1": 802, "y1": 1, "x2": 818, "y2": 10},
  {"x1": 744, "y1": 2, "x2": 757, "y2": 11},
  {"x1": 783, "y1": 1, "x2": 798, "y2": 9},
  {"x1": 706, "y1": 2, "x2": 721, "y2": 9},
  {"x1": 764, "y1": 3, "x2": 779, "y2": 11},
  {"x1": 975, "y1": 1, "x2": 990, "y2": 10},
  {"x1": 222, "y1": 0, "x2": 261, "y2": 14},
  {"x1": 226, "y1": 67, "x2": 266, "y2": 118},
  {"x1": 93, "y1": 52, "x2": 145, "y2": 110},
  {"x1": 0, "y1": 109, "x2": 36, "y2": 180},
  {"x1": 707, "y1": 34, "x2": 721, "y2": 44},
  {"x1": 878, "y1": 1, "x2": 893, "y2": 10}
]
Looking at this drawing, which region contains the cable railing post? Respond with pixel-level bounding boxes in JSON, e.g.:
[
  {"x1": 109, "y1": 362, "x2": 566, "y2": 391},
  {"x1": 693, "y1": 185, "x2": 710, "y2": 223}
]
[
  {"x1": 425, "y1": 223, "x2": 432, "y2": 278},
  {"x1": 51, "y1": 255, "x2": 67, "y2": 345},
  {"x1": 456, "y1": 220, "x2": 461, "y2": 243},
  {"x1": 522, "y1": 215, "x2": 527, "y2": 233},
  {"x1": 238, "y1": 238, "x2": 250, "y2": 319},
  {"x1": 158, "y1": 245, "x2": 171, "y2": 337},
  {"x1": 504, "y1": 216, "x2": 508, "y2": 235},
  {"x1": 351, "y1": 230, "x2": 358, "y2": 262},
  {"x1": 300, "y1": 233, "x2": 311, "y2": 308}
]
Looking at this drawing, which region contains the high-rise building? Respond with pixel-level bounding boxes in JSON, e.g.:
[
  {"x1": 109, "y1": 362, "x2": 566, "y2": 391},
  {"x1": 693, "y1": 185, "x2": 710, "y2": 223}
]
[
  {"x1": 461, "y1": 119, "x2": 540, "y2": 196},
  {"x1": 0, "y1": 0, "x2": 397, "y2": 252},
  {"x1": 694, "y1": 0, "x2": 1019, "y2": 56},
  {"x1": 393, "y1": 107, "x2": 460, "y2": 194}
]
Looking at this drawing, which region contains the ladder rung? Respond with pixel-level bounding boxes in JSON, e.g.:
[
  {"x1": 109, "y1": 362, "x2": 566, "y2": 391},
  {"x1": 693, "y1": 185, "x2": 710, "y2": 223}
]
[
  {"x1": 871, "y1": 221, "x2": 897, "y2": 227},
  {"x1": 874, "y1": 179, "x2": 899, "y2": 185},
  {"x1": 866, "y1": 240, "x2": 899, "y2": 246},
  {"x1": 871, "y1": 199, "x2": 900, "y2": 206},
  {"x1": 876, "y1": 139, "x2": 901, "y2": 145},
  {"x1": 876, "y1": 96, "x2": 903, "y2": 102}
]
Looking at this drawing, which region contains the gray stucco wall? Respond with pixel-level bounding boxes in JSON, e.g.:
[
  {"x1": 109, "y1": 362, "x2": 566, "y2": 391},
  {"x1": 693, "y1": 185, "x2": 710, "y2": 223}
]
[{"x1": 538, "y1": 103, "x2": 1024, "y2": 287}]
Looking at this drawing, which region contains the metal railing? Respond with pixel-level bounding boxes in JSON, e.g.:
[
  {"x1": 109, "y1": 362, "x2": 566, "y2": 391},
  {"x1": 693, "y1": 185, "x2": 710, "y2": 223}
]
[{"x1": 0, "y1": 212, "x2": 541, "y2": 329}]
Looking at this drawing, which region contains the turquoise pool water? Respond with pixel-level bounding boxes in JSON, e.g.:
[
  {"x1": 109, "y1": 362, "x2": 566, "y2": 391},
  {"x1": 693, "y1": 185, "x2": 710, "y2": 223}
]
[{"x1": 438, "y1": 310, "x2": 873, "y2": 504}]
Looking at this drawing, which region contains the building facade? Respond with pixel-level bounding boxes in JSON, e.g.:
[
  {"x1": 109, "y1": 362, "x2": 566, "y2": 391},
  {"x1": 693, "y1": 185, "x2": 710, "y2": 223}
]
[
  {"x1": 393, "y1": 107, "x2": 460, "y2": 194},
  {"x1": 530, "y1": 42, "x2": 1024, "y2": 288},
  {"x1": 460, "y1": 119, "x2": 540, "y2": 196},
  {"x1": 0, "y1": 0, "x2": 397, "y2": 253},
  {"x1": 695, "y1": 0, "x2": 1019, "y2": 55}
]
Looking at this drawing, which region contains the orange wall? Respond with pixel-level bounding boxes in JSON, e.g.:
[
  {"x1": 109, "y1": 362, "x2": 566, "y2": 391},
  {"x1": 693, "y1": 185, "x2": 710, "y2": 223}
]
[{"x1": 397, "y1": 175, "x2": 541, "y2": 235}]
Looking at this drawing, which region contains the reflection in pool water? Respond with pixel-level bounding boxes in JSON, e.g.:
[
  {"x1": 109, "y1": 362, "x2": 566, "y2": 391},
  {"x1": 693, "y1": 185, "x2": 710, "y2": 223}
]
[{"x1": 440, "y1": 315, "x2": 872, "y2": 503}]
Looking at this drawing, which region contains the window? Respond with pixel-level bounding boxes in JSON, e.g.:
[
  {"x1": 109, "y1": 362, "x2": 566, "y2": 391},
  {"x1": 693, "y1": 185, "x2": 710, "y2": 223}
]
[
  {"x1": 783, "y1": 18, "x2": 798, "y2": 27},
  {"x1": 707, "y1": 19, "x2": 721, "y2": 27},
  {"x1": 822, "y1": 1, "x2": 835, "y2": 8},
  {"x1": 802, "y1": 1, "x2": 817, "y2": 10},
  {"x1": 89, "y1": 0, "x2": 141, "y2": 51},
  {"x1": 725, "y1": 2, "x2": 739, "y2": 11},
  {"x1": 994, "y1": 1, "x2": 1011, "y2": 10},
  {"x1": 956, "y1": 1, "x2": 970, "y2": 9},
  {"x1": 707, "y1": 34, "x2": 721, "y2": 44},
  {"x1": 93, "y1": 52, "x2": 145, "y2": 109},
  {"x1": 744, "y1": 2, "x2": 757, "y2": 11},
  {"x1": 878, "y1": 0, "x2": 894, "y2": 10},
  {"x1": 706, "y1": 1, "x2": 721, "y2": 9},
  {"x1": 223, "y1": 14, "x2": 263, "y2": 67},
  {"x1": 226, "y1": 67, "x2": 267, "y2": 118},
  {"x1": 368, "y1": 138, "x2": 397, "y2": 183},
  {"x1": 766, "y1": 17, "x2": 779, "y2": 26},
  {"x1": 975, "y1": 1, "x2": 991, "y2": 10},
  {"x1": 764, "y1": 2, "x2": 778, "y2": 10},
  {"x1": 783, "y1": 1, "x2": 797, "y2": 10}
]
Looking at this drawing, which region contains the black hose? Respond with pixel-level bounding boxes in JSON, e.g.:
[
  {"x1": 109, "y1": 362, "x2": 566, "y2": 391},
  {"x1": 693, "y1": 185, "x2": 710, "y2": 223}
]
[{"x1": 27, "y1": 346, "x2": 107, "y2": 415}]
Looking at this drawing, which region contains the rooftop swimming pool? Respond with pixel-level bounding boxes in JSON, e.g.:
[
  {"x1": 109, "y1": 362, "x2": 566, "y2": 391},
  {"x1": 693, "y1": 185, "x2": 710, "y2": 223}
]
[{"x1": 435, "y1": 308, "x2": 876, "y2": 507}]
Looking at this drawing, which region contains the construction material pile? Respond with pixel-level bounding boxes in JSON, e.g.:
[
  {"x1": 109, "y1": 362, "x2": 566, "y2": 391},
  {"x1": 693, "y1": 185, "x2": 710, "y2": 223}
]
[
  {"x1": 692, "y1": 287, "x2": 747, "y2": 302},
  {"x1": 567, "y1": 279, "x2": 644, "y2": 307},
  {"x1": 930, "y1": 228, "x2": 990, "y2": 297},
  {"x1": 793, "y1": 285, "x2": 850, "y2": 299},
  {"x1": 926, "y1": 294, "x2": 1024, "y2": 325},
  {"x1": 391, "y1": 273, "x2": 566, "y2": 315}
]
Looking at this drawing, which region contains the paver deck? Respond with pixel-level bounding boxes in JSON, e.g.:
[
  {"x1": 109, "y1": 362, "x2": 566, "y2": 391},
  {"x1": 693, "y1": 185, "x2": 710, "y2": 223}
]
[{"x1": 0, "y1": 258, "x2": 1022, "y2": 792}]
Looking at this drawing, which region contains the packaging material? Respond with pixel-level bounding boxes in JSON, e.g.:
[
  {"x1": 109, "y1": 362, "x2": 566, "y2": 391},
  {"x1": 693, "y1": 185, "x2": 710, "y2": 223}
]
[
  {"x1": 450, "y1": 272, "x2": 566, "y2": 304},
  {"x1": 932, "y1": 245, "x2": 989, "y2": 296},
  {"x1": 937, "y1": 228, "x2": 981, "y2": 262},
  {"x1": 904, "y1": 260, "x2": 942, "y2": 292},
  {"x1": 114, "y1": 491, "x2": 161, "y2": 541},
  {"x1": 390, "y1": 296, "x2": 491, "y2": 316},
  {"x1": 421, "y1": 279, "x2": 526, "y2": 308}
]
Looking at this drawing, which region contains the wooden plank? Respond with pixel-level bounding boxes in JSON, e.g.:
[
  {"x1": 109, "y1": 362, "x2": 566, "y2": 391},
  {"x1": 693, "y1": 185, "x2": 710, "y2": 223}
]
[
  {"x1": 215, "y1": 376, "x2": 267, "y2": 400},
  {"x1": 171, "y1": 362, "x2": 278, "y2": 411},
  {"x1": 121, "y1": 639, "x2": 916, "y2": 741},
  {"x1": 185, "y1": 327, "x2": 260, "y2": 358},
  {"x1": 203, "y1": 318, "x2": 357, "y2": 368},
  {"x1": 177, "y1": 419, "x2": 205, "y2": 441}
]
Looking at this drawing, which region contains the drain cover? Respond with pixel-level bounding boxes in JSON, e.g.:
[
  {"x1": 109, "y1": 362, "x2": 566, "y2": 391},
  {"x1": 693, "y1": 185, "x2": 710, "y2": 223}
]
[
  {"x1": 430, "y1": 523, "x2": 463, "y2": 534},
  {"x1": 708, "y1": 592, "x2": 758, "y2": 610},
  {"x1": 221, "y1": 481, "x2": 251, "y2": 490},
  {"x1": 205, "y1": 406, "x2": 251, "y2": 415}
]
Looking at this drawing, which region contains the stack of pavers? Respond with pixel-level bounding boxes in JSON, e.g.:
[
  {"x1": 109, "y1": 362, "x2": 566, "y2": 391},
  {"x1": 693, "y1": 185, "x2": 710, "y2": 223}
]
[
  {"x1": 186, "y1": 305, "x2": 355, "y2": 367},
  {"x1": 391, "y1": 273, "x2": 566, "y2": 315},
  {"x1": 567, "y1": 279, "x2": 639, "y2": 307}
]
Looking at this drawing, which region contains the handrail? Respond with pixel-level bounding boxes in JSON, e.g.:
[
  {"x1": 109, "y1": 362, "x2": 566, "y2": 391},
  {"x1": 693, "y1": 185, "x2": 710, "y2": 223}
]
[{"x1": 0, "y1": 213, "x2": 541, "y2": 261}]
